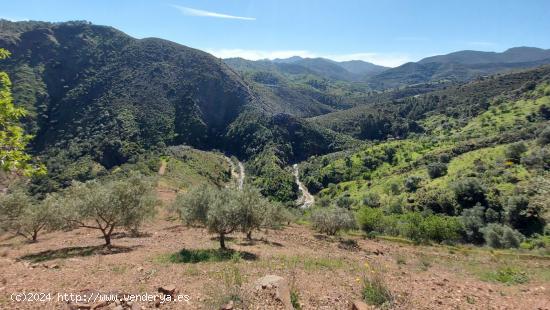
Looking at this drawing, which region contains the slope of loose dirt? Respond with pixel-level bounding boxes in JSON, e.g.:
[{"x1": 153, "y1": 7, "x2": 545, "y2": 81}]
[{"x1": 0, "y1": 219, "x2": 548, "y2": 310}]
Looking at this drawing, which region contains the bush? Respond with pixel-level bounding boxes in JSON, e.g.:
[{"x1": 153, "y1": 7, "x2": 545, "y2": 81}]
[
  {"x1": 538, "y1": 126, "x2": 550, "y2": 145},
  {"x1": 505, "y1": 195, "x2": 545, "y2": 236},
  {"x1": 357, "y1": 207, "x2": 385, "y2": 233},
  {"x1": 362, "y1": 192, "x2": 380, "y2": 208},
  {"x1": 362, "y1": 264, "x2": 393, "y2": 306},
  {"x1": 460, "y1": 204, "x2": 486, "y2": 243},
  {"x1": 310, "y1": 207, "x2": 356, "y2": 235},
  {"x1": 404, "y1": 175, "x2": 422, "y2": 192},
  {"x1": 427, "y1": 162, "x2": 447, "y2": 179},
  {"x1": 419, "y1": 215, "x2": 463, "y2": 243},
  {"x1": 505, "y1": 142, "x2": 527, "y2": 163},
  {"x1": 415, "y1": 187, "x2": 458, "y2": 215},
  {"x1": 481, "y1": 223, "x2": 524, "y2": 248},
  {"x1": 483, "y1": 267, "x2": 529, "y2": 284},
  {"x1": 451, "y1": 177, "x2": 487, "y2": 209},
  {"x1": 335, "y1": 195, "x2": 353, "y2": 209},
  {"x1": 358, "y1": 208, "x2": 462, "y2": 244}
]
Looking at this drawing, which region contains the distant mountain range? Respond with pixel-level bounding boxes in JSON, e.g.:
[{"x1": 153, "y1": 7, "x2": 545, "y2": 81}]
[
  {"x1": 369, "y1": 47, "x2": 550, "y2": 89},
  {"x1": 226, "y1": 56, "x2": 388, "y2": 81},
  {"x1": 225, "y1": 47, "x2": 550, "y2": 89}
]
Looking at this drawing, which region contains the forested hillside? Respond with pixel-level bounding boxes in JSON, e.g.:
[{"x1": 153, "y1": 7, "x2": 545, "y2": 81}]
[
  {"x1": 300, "y1": 74, "x2": 550, "y2": 247},
  {"x1": 0, "y1": 20, "x2": 350, "y2": 201}
]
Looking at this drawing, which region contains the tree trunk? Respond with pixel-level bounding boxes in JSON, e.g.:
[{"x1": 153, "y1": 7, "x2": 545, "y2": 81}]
[
  {"x1": 102, "y1": 230, "x2": 112, "y2": 247},
  {"x1": 32, "y1": 231, "x2": 38, "y2": 242},
  {"x1": 246, "y1": 231, "x2": 252, "y2": 240},
  {"x1": 219, "y1": 233, "x2": 226, "y2": 249}
]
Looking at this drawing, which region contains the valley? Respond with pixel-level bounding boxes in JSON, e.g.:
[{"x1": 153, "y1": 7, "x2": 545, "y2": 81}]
[{"x1": 0, "y1": 17, "x2": 549, "y2": 310}]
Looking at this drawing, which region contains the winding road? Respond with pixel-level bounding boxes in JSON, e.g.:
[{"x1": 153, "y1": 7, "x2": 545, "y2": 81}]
[{"x1": 293, "y1": 164, "x2": 315, "y2": 208}]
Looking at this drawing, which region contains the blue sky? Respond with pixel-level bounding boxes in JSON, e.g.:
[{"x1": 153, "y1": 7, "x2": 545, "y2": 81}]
[{"x1": 2, "y1": 0, "x2": 550, "y2": 67}]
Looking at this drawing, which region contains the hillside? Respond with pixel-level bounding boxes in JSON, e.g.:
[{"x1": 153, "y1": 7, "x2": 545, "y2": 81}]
[
  {"x1": 300, "y1": 75, "x2": 550, "y2": 247},
  {"x1": 311, "y1": 65, "x2": 550, "y2": 140},
  {"x1": 0, "y1": 20, "x2": 353, "y2": 201},
  {"x1": 368, "y1": 47, "x2": 550, "y2": 89}
]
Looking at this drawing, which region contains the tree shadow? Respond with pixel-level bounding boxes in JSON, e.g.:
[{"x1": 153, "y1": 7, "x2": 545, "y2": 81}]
[
  {"x1": 19, "y1": 245, "x2": 138, "y2": 263},
  {"x1": 166, "y1": 248, "x2": 258, "y2": 264},
  {"x1": 238, "y1": 238, "x2": 283, "y2": 247},
  {"x1": 313, "y1": 234, "x2": 334, "y2": 242},
  {"x1": 209, "y1": 236, "x2": 236, "y2": 242},
  {"x1": 102, "y1": 232, "x2": 153, "y2": 240},
  {"x1": 338, "y1": 238, "x2": 360, "y2": 251}
]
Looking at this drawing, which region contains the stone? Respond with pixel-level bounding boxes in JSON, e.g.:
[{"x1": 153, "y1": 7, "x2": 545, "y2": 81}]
[
  {"x1": 220, "y1": 300, "x2": 234, "y2": 309},
  {"x1": 351, "y1": 300, "x2": 370, "y2": 310},
  {"x1": 254, "y1": 275, "x2": 293, "y2": 310},
  {"x1": 158, "y1": 285, "x2": 177, "y2": 297}
]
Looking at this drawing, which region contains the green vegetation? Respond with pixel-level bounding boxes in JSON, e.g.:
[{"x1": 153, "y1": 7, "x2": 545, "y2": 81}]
[
  {"x1": 62, "y1": 173, "x2": 156, "y2": 246},
  {"x1": 362, "y1": 263, "x2": 394, "y2": 306},
  {"x1": 0, "y1": 48, "x2": 42, "y2": 175},
  {"x1": 302, "y1": 75, "x2": 550, "y2": 249},
  {"x1": 481, "y1": 266, "x2": 529, "y2": 285},
  {"x1": 172, "y1": 185, "x2": 286, "y2": 248},
  {"x1": 310, "y1": 206, "x2": 356, "y2": 235},
  {"x1": 0, "y1": 189, "x2": 62, "y2": 242},
  {"x1": 164, "y1": 248, "x2": 250, "y2": 264}
]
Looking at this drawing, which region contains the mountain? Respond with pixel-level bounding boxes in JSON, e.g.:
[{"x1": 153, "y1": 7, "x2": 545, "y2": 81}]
[
  {"x1": 227, "y1": 56, "x2": 388, "y2": 81},
  {"x1": 418, "y1": 47, "x2": 550, "y2": 65},
  {"x1": 0, "y1": 20, "x2": 350, "y2": 200},
  {"x1": 369, "y1": 47, "x2": 550, "y2": 89},
  {"x1": 338, "y1": 60, "x2": 388, "y2": 76}
]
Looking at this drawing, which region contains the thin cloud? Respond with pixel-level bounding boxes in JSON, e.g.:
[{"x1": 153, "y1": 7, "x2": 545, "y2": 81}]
[
  {"x1": 172, "y1": 5, "x2": 255, "y2": 21},
  {"x1": 206, "y1": 49, "x2": 412, "y2": 67}
]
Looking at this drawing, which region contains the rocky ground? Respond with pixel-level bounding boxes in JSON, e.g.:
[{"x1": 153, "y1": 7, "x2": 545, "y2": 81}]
[{"x1": 0, "y1": 217, "x2": 548, "y2": 310}]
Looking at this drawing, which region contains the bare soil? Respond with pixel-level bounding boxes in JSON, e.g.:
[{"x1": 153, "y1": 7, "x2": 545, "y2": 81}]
[{"x1": 0, "y1": 218, "x2": 548, "y2": 310}]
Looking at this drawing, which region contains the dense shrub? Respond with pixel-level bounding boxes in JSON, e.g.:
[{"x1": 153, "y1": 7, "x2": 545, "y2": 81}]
[
  {"x1": 481, "y1": 223, "x2": 524, "y2": 248},
  {"x1": 415, "y1": 187, "x2": 458, "y2": 215},
  {"x1": 310, "y1": 207, "x2": 356, "y2": 235},
  {"x1": 451, "y1": 177, "x2": 487, "y2": 209},
  {"x1": 460, "y1": 204, "x2": 486, "y2": 243},
  {"x1": 505, "y1": 195, "x2": 545, "y2": 236},
  {"x1": 419, "y1": 215, "x2": 463, "y2": 243},
  {"x1": 357, "y1": 207, "x2": 462, "y2": 244},
  {"x1": 362, "y1": 192, "x2": 381, "y2": 208},
  {"x1": 356, "y1": 207, "x2": 385, "y2": 233},
  {"x1": 538, "y1": 126, "x2": 550, "y2": 145},
  {"x1": 336, "y1": 195, "x2": 354, "y2": 209},
  {"x1": 427, "y1": 162, "x2": 448, "y2": 179},
  {"x1": 404, "y1": 175, "x2": 422, "y2": 192},
  {"x1": 505, "y1": 142, "x2": 527, "y2": 163}
]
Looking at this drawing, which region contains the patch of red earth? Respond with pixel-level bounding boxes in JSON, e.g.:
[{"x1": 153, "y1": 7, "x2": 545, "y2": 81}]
[{"x1": 0, "y1": 220, "x2": 548, "y2": 309}]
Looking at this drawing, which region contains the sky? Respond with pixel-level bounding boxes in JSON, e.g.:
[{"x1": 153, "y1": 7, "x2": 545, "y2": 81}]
[{"x1": 2, "y1": 0, "x2": 550, "y2": 67}]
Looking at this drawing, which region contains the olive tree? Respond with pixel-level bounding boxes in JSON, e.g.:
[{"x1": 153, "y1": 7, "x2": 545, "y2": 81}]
[
  {"x1": 0, "y1": 190, "x2": 62, "y2": 242},
  {"x1": 310, "y1": 206, "x2": 356, "y2": 235},
  {"x1": 174, "y1": 185, "x2": 286, "y2": 248},
  {"x1": 62, "y1": 174, "x2": 156, "y2": 246},
  {"x1": 236, "y1": 186, "x2": 286, "y2": 240},
  {"x1": 174, "y1": 186, "x2": 240, "y2": 249}
]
